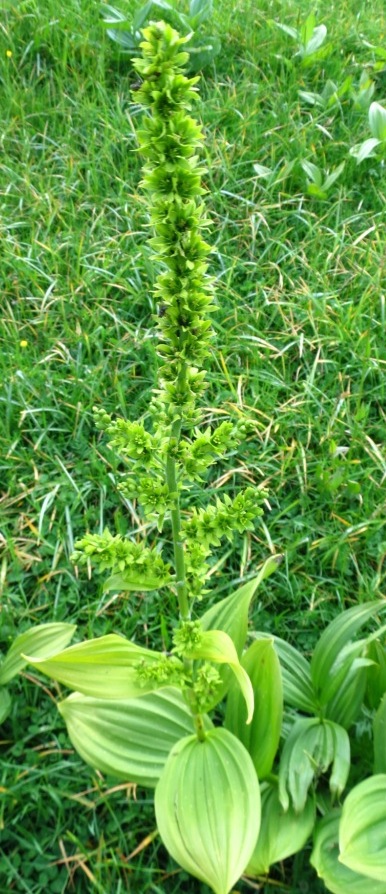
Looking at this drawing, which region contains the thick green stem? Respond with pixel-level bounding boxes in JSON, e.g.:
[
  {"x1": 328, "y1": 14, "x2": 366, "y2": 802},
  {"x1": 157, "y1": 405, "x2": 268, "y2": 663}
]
[
  {"x1": 193, "y1": 713, "x2": 206, "y2": 742},
  {"x1": 165, "y1": 363, "x2": 190, "y2": 621},
  {"x1": 166, "y1": 450, "x2": 189, "y2": 620}
]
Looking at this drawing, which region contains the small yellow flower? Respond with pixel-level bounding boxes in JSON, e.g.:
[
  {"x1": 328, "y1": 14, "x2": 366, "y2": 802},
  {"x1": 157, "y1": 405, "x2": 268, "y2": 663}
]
[
  {"x1": 19, "y1": 340, "x2": 28, "y2": 348},
  {"x1": 6, "y1": 50, "x2": 13, "y2": 58}
]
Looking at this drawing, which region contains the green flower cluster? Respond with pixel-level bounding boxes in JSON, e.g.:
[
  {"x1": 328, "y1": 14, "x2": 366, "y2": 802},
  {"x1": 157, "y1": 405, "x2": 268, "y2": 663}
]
[
  {"x1": 94, "y1": 407, "x2": 175, "y2": 525},
  {"x1": 94, "y1": 408, "x2": 160, "y2": 470},
  {"x1": 133, "y1": 651, "x2": 220, "y2": 715},
  {"x1": 182, "y1": 486, "x2": 268, "y2": 549},
  {"x1": 134, "y1": 655, "x2": 184, "y2": 687},
  {"x1": 183, "y1": 541, "x2": 211, "y2": 598},
  {"x1": 71, "y1": 529, "x2": 172, "y2": 587},
  {"x1": 132, "y1": 22, "x2": 216, "y2": 429},
  {"x1": 118, "y1": 475, "x2": 176, "y2": 517},
  {"x1": 178, "y1": 422, "x2": 241, "y2": 481},
  {"x1": 172, "y1": 619, "x2": 204, "y2": 655},
  {"x1": 190, "y1": 663, "x2": 222, "y2": 714},
  {"x1": 178, "y1": 486, "x2": 267, "y2": 598}
]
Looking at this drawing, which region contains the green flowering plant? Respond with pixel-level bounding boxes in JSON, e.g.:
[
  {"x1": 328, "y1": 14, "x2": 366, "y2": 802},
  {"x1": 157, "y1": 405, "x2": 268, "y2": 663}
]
[{"x1": 2, "y1": 22, "x2": 386, "y2": 894}]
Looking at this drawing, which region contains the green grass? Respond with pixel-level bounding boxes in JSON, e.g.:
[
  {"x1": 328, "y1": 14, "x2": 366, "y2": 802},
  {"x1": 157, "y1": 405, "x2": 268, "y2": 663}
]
[{"x1": 1, "y1": 0, "x2": 385, "y2": 891}]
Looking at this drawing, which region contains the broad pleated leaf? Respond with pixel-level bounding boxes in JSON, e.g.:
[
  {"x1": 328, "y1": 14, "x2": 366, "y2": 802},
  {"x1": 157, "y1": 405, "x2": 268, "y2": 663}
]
[
  {"x1": 325, "y1": 659, "x2": 368, "y2": 728},
  {"x1": 59, "y1": 687, "x2": 210, "y2": 787},
  {"x1": 199, "y1": 562, "x2": 281, "y2": 710},
  {"x1": 201, "y1": 558, "x2": 282, "y2": 656},
  {"x1": 25, "y1": 634, "x2": 171, "y2": 698},
  {"x1": 246, "y1": 781, "x2": 315, "y2": 876},
  {"x1": 311, "y1": 601, "x2": 385, "y2": 706},
  {"x1": 155, "y1": 727, "x2": 261, "y2": 894},
  {"x1": 366, "y1": 641, "x2": 386, "y2": 710},
  {"x1": 254, "y1": 632, "x2": 317, "y2": 714},
  {"x1": 318, "y1": 633, "x2": 386, "y2": 710},
  {"x1": 185, "y1": 629, "x2": 254, "y2": 723},
  {"x1": 373, "y1": 693, "x2": 386, "y2": 773},
  {"x1": 0, "y1": 623, "x2": 76, "y2": 685},
  {"x1": 279, "y1": 717, "x2": 350, "y2": 812},
  {"x1": 339, "y1": 775, "x2": 386, "y2": 881},
  {"x1": 225, "y1": 638, "x2": 282, "y2": 778},
  {"x1": 311, "y1": 810, "x2": 386, "y2": 894}
]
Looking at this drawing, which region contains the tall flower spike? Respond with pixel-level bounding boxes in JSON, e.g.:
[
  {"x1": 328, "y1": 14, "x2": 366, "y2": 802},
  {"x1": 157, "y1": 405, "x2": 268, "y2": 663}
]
[{"x1": 132, "y1": 22, "x2": 216, "y2": 431}]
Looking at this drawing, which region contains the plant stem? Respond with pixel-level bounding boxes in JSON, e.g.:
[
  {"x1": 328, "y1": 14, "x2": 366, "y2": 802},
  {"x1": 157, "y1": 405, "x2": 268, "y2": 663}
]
[
  {"x1": 165, "y1": 363, "x2": 190, "y2": 621},
  {"x1": 193, "y1": 713, "x2": 206, "y2": 742},
  {"x1": 167, "y1": 447, "x2": 189, "y2": 620}
]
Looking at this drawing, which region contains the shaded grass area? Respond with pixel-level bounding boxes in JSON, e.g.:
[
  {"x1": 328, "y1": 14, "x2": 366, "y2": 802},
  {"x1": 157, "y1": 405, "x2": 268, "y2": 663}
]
[{"x1": 0, "y1": 0, "x2": 385, "y2": 891}]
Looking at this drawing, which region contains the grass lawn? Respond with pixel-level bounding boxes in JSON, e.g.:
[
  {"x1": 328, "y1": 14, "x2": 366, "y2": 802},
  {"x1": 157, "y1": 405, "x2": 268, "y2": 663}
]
[{"x1": 1, "y1": 0, "x2": 385, "y2": 891}]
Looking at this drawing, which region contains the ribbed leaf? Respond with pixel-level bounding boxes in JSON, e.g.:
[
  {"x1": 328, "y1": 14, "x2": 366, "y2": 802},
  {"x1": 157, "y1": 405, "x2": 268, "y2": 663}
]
[
  {"x1": 105, "y1": 28, "x2": 138, "y2": 49},
  {"x1": 225, "y1": 638, "x2": 282, "y2": 778},
  {"x1": 303, "y1": 24, "x2": 327, "y2": 57},
  {"x1": 200, "y1": 561, "x2": 281, "y2": 708},
  {"x1": 59, "y1": 687, "x2": 209, "y2": 787},
  {"x1": 325, "y1": 659, "x2": 368, "y2": 728},
  {"x1": 369, "y1": 101, "x2": 386, "y2": 140},
  {"x1": 26, "y1": 634, "x2": 170, "y2": 698},
  {"x1": 254, "y1": 633, "x2": 316, "y2": 713},
  {"x1": 0, "y1": 688, "x2": 12, "y2": 724},
  {"x1": 155, "y1": 727, "x2": 260, "y2": 894},
  {"x1": 246, "y1": 781, "x2": 315, "y2": 876},
  {"x1": 311, "y1": 810, "x2": 386, "y2": 894},
  {"x1": 301, "y1": 160, "x2": 322, "y2": 185},
  {"x1": 339, "y1": 775, "x2": 386, "y2": 881},
  {"x1": 329, "y1": 722, "x2": 351, "y2": 797},
  {"x1": 279, "y1": 717, "x2": 350, "y2": 812},
  {"x1": 374, "y1": 693, "x2": 386, "y2": 773},
  {"x1": 316, "y1": 630, "x2": 385, "y2": 709},
  {"x1": 323, "y1": 162, "x2": 346, "y2": 191},
  {"x1": 274, "y1": 21, "x2": 298, "y2": 39},
  {"x1": 349, "y1": 137, "x2": 380, "y2": 164},
  {"x1": 366, "y1": 641, "x2": 386, "y2": 710},
  {"x1": 101, "y1": 4, "x2": 129, "y2": 25},
  {"x1": 311, "y1": 601, "x2": 385, "y2": 706},
  {"x1": 185, "y1": 629, "x2": 254, "y2": 723},
  {"x1": 201, "y1": 559, "x2": 282, "y2": 656},
  {"x1": 0, "y1": 623, "x2": 76, "y2": 685}
]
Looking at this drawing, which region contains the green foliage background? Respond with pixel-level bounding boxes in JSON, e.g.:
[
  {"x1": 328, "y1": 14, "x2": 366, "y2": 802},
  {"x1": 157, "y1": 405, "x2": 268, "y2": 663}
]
[{"x1": 0, "y1": 0, "x2": 385, "y2": 890}]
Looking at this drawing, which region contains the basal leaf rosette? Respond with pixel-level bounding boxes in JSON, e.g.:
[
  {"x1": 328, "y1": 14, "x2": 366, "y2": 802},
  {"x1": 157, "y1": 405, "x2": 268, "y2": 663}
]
[{"x1": 155, "y1": 727, "x2": 261, "y2": 894}]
